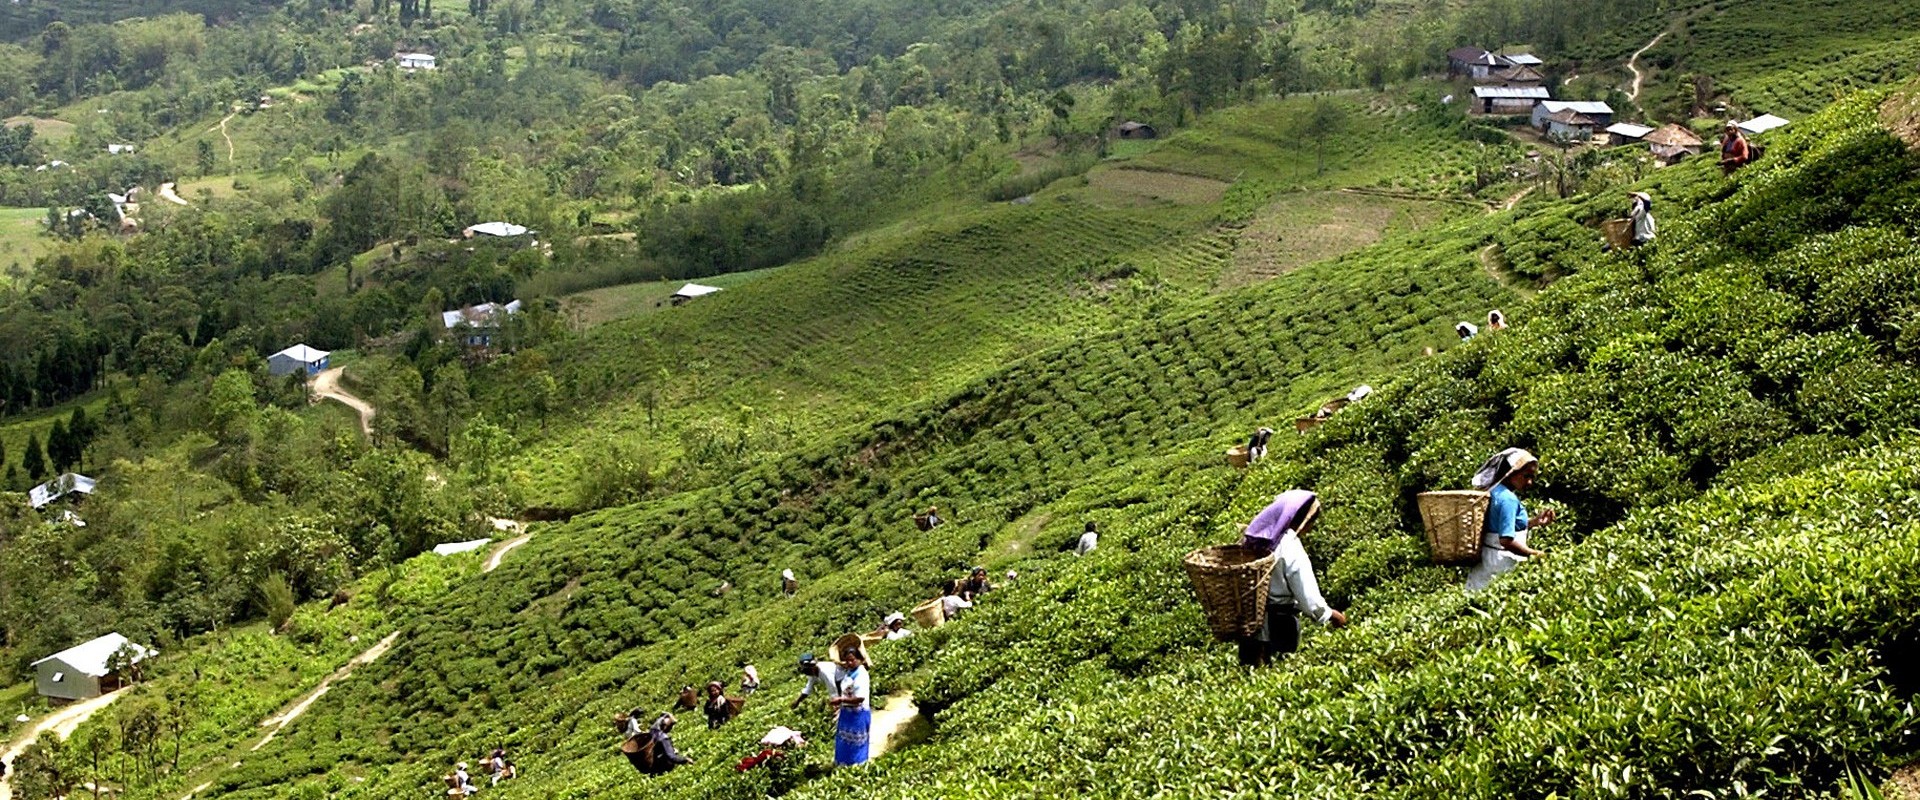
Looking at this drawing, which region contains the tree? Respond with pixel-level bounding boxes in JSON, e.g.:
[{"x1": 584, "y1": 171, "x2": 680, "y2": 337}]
[
  {"x1": 22, "y1": 432, "x2": 45, "y2": 479},
  {"x1": 208, "y1": 369, "x2": 258, "y2": 447},
  {"x1": 45, "y1": 419, "x2": 71, "y2": 472},
  {"x1": 1297, "y1": 99, "x2": 1346, "y2": 176},
  {"x1": 427, "y1": 363, "x2": 472, "y2": 451},
  {"x1": 196, "y1": 139, "x2": 216, "y2": 176}
]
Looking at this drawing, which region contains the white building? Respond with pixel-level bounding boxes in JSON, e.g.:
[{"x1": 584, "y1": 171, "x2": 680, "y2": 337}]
[
  {"x1": 29, "y1": 472, "x2": 97, "y2": 510},
  {"x1": 1738, "y1": 114, "x2": 1790, "y2": 135},
  {"x1": 462, "y1": 221, "x2": 529, "y2": 238},
  {"x1": 267, "y1": 344, "x2": 331, "y2": 377},
  {"x1": 32, "y1": 633, "x2": 152, "y2": 701},
  {"x1": 670, "y1": 283, "x2": 723, "y2": 305},
  {"x1": 441, "y1": 300, "x2": 523, "y2": 346},
  {"x1": 397, "y1": 52, "x2": 437, "y2": 71}
]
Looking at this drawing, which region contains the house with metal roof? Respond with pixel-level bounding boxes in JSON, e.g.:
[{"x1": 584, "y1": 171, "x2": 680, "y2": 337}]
[
  {"x1": 268, "y1": 344, "x2": 330, "y2": 377},
  {"x1": 32, "y1": 633, "x2": 152, "y2": 700}
]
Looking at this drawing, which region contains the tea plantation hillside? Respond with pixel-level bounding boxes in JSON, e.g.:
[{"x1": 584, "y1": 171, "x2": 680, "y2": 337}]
[
  {"x1": 491, "y1": 93, "x2": 1500, "y2": 505},
  {"x1": 123, "y1": 83, "x2": 1920, "y2": 799}
]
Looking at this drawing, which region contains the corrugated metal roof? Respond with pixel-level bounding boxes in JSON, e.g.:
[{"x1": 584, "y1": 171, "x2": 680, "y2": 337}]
[
  {"x1": 1473, "y1": 86, "x2": 1551, "y2": 99},
  {"x1": 1505, "y1": 53, "x2": 1544, "y2": 66},
  {"x1": 1539, "y1": 100, "x2": 1613, "y2": 115},
  {"x1": 432, "y1": 539, "x2": 491, "y2": 556},
  {"x1": 31, "y1": 633, "x2": 151, "y2": 676},
  {"x1": 29, "y1": 473, "x2": 98, "y2": 509},
  {"x1": 1606, "y1": 123, "x2": 1655, "y2": 138},
  {"x1": 673, "y1": 283, "x2": 724, "y2": 298},
  {"x1": 1738, "y1": 114, "x2": 1789, "y2": 134},
  {"x1": 271, "y1": 344, "x2": 330, "y2": 362}
]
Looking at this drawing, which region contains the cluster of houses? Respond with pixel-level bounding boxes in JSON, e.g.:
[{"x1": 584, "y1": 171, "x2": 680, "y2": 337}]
[{"x1": 1452, "y1": 45, "x2": 1789, "y2": 164}]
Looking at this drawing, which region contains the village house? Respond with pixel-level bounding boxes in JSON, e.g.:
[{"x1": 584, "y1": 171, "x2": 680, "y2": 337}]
[
  {"x1": 1470, "y1": 86, "x2": 1550, "y2": 116},
  {"x1": 267, "y1": 344, "x2": 330, "y2": 377},
  {"x1": 1645, "y1": 123, "x2": 1705, "y2": 165},
  {"x1": 1605, "y1": 122, "x2": 1655, "y2": 147},
  {"x1": 441, "y1": 300, "x2": 523, "y2": 347},
  {"x1": 669, "y1": 283, "x2": 723, "y2": 306},
  {"x1": 397, "y1": 52, "x2": 436, "y2": 71},
  {"x1": 1738, "y1": 114, "x2": 1790, "y2": 135},
  {"x1": 1482, "y1": 64, "x2": 1546, "y2": 86},
  {"x1": 1541, "y1": 110, "x2": 1598, "y2": 142},
  {"x1": 1116, "y1": 121, "x2": 1157, "y2": 140},
  {"x1": 32, "y1": 633, "x2": 151, "y2": 701},
  {"x1": 29, "y1": 472, "x2": 96, "y2": 510},
  {"x1": 1531, "y1": 100, "x2": 1613, "y2": 131}
]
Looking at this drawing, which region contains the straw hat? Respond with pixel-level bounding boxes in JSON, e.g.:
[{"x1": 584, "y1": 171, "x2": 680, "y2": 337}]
[{"x1": 828, "y1": 633, "x2": 873, "y2": 666}]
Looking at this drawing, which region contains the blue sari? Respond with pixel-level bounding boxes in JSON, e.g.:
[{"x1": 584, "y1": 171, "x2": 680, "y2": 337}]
[{"x1": 833, "y1": 665, "x2": 872, "y2": 766}]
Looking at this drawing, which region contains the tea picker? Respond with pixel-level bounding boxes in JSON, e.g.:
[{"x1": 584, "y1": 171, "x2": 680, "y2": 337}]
[
  {"x1": 1464, "y1": 447, "x2": 1553, "y2": 592},
  {"x1": 1183, "y1": 489, "x2": 1347, "y2": 668}
]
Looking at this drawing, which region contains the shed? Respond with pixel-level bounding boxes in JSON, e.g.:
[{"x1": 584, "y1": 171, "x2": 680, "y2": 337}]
[
  {"x1": 105, "y1": 144, "x2": 135, "y2": 154},
  {"x1": 29, "y1": 472, "x2": 97, "y2": 509},
  {"x1": 463, "y1": 221, "x2": 529, "y2": 238},
  {"x1": 1466, "y1": 51, "x2": 1516, "y2": 80},
  {"x1": 1116, "y1": 121, "x2": 1157, "y2": 139},
  {"x1": 440, "y1": 300, "x2": 523, "y2": 346},
  {"x1": 1605, "y1": 122, "x2": 1655, "y2": 146},
  {"x1": 670, "y1": 284, "x2": 723, "y2": 306},
  {"x1": 32, "y1": 633, "x2": 151, "y2": 701},
  {"x1": 267, "y1": 344, "x2": 330, "y2": 377},
  {"x1": 1470, "y1": 86, "x2": 1550, "y2": 116},
  {"x1": 1447, "y1": 47, "x2": 1491, "y2": 77},
  {"x1": 1738, "y1": 114, "x2": 1789, "y2": 135},
  {"x1": 1532, "y1": 100, "x2": 1613, "y2": 130},
  {"x1": 1645, "y1": 124, "x2": 1705, "y2": 164},
  {"x1": 1481, "y1": 65, "x2": 1545, "y2": 86},
  {"x1": 397, "y1": 52, "x2": 436, "y2": 71},
  {"x1": 1542, "y1": 110, "x2": 1597, "y2": 141}
]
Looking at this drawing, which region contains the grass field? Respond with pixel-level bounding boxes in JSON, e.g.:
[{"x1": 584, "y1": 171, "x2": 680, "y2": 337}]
[
  {"x1": 561, "y1": 267, "x2": 785, "y2": 328},
  {"x1": 2, "y1": 115, "x2": 76, "y2": 145},
  {"x1": 0, "y1": 206, "x2": 53, "y2": 281},
  {"x1": 1220, "y1": 190, "x2": 1477, "y2": 289}
]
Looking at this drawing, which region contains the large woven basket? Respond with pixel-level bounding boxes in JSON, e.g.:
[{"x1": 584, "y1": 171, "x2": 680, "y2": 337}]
[
  {"x1": 1182, "y1": 544, "x2": 1277, "y2": 640},
  {"x1": 1225, "y1": 445, "x2": 1251, "y2": 468},
  {"x1": 1601, "y1": 218, "x2": 1633, "y2": 249},
  {"x1": 910, "y1": 597, "x2": 945, "y2": 628},
  {"x1": 1418, "y1": 490, "x2": 1490, "y2": 566},
  {"x1": 912, "y1": 513, "x2": 933, "y2": 531}
]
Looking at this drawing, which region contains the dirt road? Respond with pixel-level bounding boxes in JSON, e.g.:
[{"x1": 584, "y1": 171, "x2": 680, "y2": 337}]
[
  {"x1": 311, "y1": 367, "x2": 374, "y2": 436},
  {"x1": 0, "y1": 689, "x2": 131, "y2": 800},
  {"x1": 251, "y1": 630, "x2": 401, "y2": 752},
  {"x1": 1627, "y1": 30, "x2": 1668, "y2": 103}
]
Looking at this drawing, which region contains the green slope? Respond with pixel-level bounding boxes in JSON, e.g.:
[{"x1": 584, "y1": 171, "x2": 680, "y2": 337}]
[{"x1": 198, "y1": 86, "x2": 1920, "y2": 798}]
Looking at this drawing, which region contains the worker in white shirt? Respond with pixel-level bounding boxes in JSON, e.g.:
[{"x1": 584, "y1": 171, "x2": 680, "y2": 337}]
[
  {"x1": 1235, "y1": 489, "x2": 1347, "y2": 666},
  {"x1": 790, "y1": 653, "x2": 841, "y2": 711},
  {"x1": 939, "y1": 580, "x2": 973, "y2": 619},
  {"x1": 880, "y1": 611, "x2": 914, "y2": 640},
  {"x1": 1075, "y1": 521, "x2": 1099, "y2": 556}
]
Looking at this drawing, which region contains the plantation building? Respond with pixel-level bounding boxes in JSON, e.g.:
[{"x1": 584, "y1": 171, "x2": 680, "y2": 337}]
[
  {"x1": 32, "y1": 633, "x2": 152, "y2": 701},
  {"x1": 1471, "y1": 86, "x2": 1550, "y2": 116},
  {"x1": 29, "y1": 472, "x2": 96, "y2": 509},
  {"x1": 268, "y1": 343, "x2": 330, "y2": 377}
]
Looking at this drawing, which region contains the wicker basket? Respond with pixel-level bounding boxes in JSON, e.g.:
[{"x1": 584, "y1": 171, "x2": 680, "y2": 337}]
[
  {"x1": 1182, "y1": 544, "x2": 1278, "y2": 641},
  {"x1": 1225, "y1": 445, "x2": 1251, "y2": 468},
  {"x1": 912, "y1": 513, "x2": 933, "y2": 531},
  {"x1": 1418, "y1": 490, "x2": 1491, "y2": 566},
  {"x1": 910, "y1": 597, "x2": 945, "y2": 628},
  {"x1": 1601, "y1": 218, "x2": 1633, "y2": 249}
]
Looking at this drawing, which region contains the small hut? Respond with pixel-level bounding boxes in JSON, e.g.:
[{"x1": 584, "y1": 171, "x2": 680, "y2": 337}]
[
  {"x1": 1116, "y1": 121, "x2": 1158, "y2": 140},
  {"x1": 1644, "y1": 124, "x2": 1705, "y2": 165}
]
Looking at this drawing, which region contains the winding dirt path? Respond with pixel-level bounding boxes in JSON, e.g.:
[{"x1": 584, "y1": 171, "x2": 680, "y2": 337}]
[
  {"x1": 0, "y1": 689, "x2": 131, "y2": 800},
  {"x1": 868, "y1": 691, "x2": 921, "y2": 758},
  {"x1": 1477, "y1": 243, "x2": 1538, "y2": 299},
  {"x1": 158, "y1": 182, "x2": 191, "y2": 207},
  {"x1": 205, "y1": 112, "x2": 236, "y2": 162},
  {"x1": 251, "y1": 631, "x2": 401, "y2": 752},
  {"x1": 485, "y1": 518, "x2": 533, "y2": 573},
  {"x1": 312, "y1": 367, "x2": 374, "y2": 436},
  {"x1": 1627, "y1": 30, "x2": 1668, "y2": 103}
]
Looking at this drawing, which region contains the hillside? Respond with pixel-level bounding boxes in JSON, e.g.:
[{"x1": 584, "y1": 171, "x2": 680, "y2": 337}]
[{"x1": 63, "y1": 79, "x2": 1914, "y2": 799}]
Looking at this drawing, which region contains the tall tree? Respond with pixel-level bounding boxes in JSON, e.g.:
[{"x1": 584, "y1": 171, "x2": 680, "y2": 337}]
[{"x1": 22, "y1": 432, "x2": 45, "y2": 479}]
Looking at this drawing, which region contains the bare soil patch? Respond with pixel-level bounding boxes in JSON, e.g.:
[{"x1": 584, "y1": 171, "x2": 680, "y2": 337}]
[{"x1": 1085, "y1": 168, "x2": 1229, "y2": 206}]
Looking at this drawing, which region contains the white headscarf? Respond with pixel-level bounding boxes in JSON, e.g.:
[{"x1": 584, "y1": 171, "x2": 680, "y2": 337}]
[{"x1": 1472, "y1": 448, "x2": 1538, "y2": 490}]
